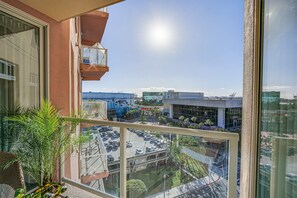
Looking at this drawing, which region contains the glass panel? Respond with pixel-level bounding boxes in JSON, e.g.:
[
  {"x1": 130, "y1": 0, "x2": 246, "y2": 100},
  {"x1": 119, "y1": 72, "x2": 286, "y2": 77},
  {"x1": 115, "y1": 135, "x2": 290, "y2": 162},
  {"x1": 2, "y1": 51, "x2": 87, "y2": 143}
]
[
  {"x1": 80, "y1": 124, "x2": 120, "y2": 197},
  {"x1": 0, "y1": 11, "x2": 40, "y2": 109},
  {"x1": 0, "y1": 10, "x2": 41, "y2": 190},
  {"x1": 258, "y1": 0, "x2": 297, "y2": 197},
  {"x1": 126, "y1": 129, "x2": 229, "y2": 198}
]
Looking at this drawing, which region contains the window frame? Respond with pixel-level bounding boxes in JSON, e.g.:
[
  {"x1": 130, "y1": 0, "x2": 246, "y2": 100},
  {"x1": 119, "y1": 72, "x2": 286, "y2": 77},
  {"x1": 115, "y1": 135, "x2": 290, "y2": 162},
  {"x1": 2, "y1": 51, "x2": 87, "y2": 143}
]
[
  {"x1": 0, "y1": 1, "x2": 50, "y2": 105},
  {"x1": 240, "y1": 0, "x2": 263, "y2": 197}
]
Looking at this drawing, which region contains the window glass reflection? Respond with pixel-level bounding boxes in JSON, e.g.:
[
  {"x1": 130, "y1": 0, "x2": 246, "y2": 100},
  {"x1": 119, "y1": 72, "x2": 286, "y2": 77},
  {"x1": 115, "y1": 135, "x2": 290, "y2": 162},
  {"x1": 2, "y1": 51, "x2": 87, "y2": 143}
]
[
  {"x1": 0, "y1": 11, "x2": 40, "y2": 109},
  {"x1": 258, "y1": 0, "x2": 297, "y2": 197}
]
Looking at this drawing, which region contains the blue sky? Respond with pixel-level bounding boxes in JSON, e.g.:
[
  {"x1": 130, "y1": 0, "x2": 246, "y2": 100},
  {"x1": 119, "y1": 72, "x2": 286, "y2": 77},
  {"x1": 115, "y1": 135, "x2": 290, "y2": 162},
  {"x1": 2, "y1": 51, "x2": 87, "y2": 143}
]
[{"x1": 83, "y1": 0, "x2": 244, "y2": 97}]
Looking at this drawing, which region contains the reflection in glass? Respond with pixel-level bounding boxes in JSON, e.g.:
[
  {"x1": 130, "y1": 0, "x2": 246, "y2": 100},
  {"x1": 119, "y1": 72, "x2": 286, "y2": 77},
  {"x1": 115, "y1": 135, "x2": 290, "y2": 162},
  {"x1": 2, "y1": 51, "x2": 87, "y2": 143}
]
[
  {"x1": 0, "y1": 11, "x2": 40, "y2": 109},
  {"x1": 258, "y1": 0, "x2": 297, "y2": 197}
]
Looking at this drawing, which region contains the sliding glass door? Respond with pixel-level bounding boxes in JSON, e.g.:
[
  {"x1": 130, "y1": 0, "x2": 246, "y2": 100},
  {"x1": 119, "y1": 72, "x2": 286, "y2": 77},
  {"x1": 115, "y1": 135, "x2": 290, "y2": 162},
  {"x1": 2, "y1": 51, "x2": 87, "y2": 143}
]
[
  {"x1": 0, "y1": 10, "x2": 41, "y2": 109},
  {"x1": 0, "y1": 8, "x2": 45, "y2": 153}
]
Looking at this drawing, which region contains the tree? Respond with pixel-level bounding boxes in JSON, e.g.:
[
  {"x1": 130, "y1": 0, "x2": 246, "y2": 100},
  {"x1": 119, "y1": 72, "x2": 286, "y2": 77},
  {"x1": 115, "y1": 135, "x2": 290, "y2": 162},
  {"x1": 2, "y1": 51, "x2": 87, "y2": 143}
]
[
  {"x1": 125, "y1": 109, "x2": 141, "y2": 120},
  {"x1": 158, "y1": 116, "x2": 167, "y2": 125},
  {"x1": 6, "y1": 101, "x2": 88, "y2": 186},
  {"x1": 179, "y1": 116, "x2": 185, "y2": 121},
  {"x1": 204, "y1": 119, "x2": 214, "y2": 126},
  {"x1": 191, "y1": 116, "x2": 197, "y2": 123},
  {"x1": 0, "y1": 105, "x2": 34, "y2": 152},
  {"x1": 198, "y1": 122, "x2": 204, "y2": 128},
  {"x1": 140, "y1": 110, "x2": 147, "y2": 124},
  {"x1": 127, "y1": 179, "x2": 147, "y2": 197}
]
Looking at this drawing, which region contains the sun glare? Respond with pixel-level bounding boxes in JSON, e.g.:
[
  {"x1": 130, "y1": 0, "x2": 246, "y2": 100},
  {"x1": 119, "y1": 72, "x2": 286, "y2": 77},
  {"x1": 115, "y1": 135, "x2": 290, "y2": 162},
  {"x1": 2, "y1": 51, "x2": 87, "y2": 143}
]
[{"x1": 147, "y1": 22, "x2": 173, "y2": 50}]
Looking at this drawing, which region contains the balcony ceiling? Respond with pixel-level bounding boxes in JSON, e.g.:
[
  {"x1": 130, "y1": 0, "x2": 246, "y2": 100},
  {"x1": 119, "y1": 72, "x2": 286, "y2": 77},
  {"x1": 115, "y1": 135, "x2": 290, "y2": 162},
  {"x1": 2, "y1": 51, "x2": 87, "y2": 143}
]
[{"x1": 18, "y1": 0, "x2": 124, "y2": 21}]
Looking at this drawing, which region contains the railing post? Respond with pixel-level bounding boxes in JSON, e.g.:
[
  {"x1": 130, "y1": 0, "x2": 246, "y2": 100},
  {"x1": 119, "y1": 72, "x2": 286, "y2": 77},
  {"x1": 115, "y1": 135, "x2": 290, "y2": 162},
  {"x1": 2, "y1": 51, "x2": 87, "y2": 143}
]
[
  {"x1": 228, "y1": 139, "x2": 238, "y2": 198},
  {"x1": 120, "y1": 127, "x2": 127, "y2": 198}
]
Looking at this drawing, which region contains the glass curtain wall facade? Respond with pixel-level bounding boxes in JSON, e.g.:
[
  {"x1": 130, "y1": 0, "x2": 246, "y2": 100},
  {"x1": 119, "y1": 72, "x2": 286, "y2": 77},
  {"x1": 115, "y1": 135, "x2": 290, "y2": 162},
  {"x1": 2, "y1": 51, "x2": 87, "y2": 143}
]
[
  {"x1": 173, "y1": 105, "x2": 218, "y2": 125},
  {"x1": 225, "y1": 108, "x2": 242, "y2": 129},
  {"x1": 258, "y1": 0, "x2": 297, "y2": 197}
]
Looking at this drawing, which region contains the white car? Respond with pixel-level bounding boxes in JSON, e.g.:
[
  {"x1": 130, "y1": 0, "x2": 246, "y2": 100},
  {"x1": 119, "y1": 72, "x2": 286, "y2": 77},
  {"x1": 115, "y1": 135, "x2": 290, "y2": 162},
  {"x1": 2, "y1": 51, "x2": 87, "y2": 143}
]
[{"x1": 135, "y1": 148, "x2": 144, "y2": 155}]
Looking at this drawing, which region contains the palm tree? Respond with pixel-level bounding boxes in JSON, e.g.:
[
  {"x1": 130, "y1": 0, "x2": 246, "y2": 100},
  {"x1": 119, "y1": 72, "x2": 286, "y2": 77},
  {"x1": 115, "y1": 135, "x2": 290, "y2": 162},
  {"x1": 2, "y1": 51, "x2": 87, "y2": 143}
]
[
  {"x1": 140, "y1": 110, "x2": 146, "y2": 124},
  {"x1": 191, "y1": 116, "x2": 197, "y2": 123},
  {"x1": 179, "y1": 116, "x2": 185, "y2": 121},
  {"x1": 204, "y1": 119, "x2": 214, "y2": 126},
  {"x1": 0, "y1": 105, "x2": 34, "y2": 152},
  {"x1": 6, "y1": 101, "x2": 88, "y2": 186}
]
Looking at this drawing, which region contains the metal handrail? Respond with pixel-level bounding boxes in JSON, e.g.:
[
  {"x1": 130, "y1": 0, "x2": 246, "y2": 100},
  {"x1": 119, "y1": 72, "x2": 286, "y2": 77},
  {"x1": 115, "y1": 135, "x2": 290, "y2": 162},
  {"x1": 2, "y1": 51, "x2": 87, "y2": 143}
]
[{"x1": 65, "y1": 117, "x2": 239, "y2": 198}]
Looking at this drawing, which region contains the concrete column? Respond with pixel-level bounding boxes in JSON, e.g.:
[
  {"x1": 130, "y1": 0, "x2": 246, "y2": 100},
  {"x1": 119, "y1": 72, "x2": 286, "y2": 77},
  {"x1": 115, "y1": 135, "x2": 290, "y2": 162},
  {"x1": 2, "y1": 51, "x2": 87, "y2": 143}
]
[
  {"x1": 169, "y1": 104, "x2": 173, "y2": 118},
  {"x1": 217, "y1": 108, "x2": 225, "y2": 129}
]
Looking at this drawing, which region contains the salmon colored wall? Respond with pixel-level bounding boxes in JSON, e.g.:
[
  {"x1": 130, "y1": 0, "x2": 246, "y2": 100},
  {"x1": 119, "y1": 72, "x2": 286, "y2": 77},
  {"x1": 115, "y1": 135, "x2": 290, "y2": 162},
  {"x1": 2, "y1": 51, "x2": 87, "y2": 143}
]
[
  {"x1": 2, "y1": 0, "x2": 71, "y2": 116},
  {"x1": 2, "y1": 0, "x2": 82, "y2": 182}
]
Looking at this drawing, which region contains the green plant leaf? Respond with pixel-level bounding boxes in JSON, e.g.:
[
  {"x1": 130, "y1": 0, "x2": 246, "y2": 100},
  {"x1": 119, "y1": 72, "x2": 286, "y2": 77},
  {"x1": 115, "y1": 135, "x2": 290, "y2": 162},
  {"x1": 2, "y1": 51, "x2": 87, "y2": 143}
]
[{"x1": 14, "y1": 188, "x2": 25, "y2": 198}]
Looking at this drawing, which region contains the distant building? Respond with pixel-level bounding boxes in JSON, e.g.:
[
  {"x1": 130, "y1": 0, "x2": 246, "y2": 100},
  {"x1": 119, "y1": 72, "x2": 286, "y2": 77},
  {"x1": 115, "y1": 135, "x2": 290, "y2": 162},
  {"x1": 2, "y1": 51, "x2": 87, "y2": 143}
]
[
  {"x1": 142, "y1": 92, "x2": 164, "y2": 103},
  {"x1": 164, "y1": 90, "x2": 204, "y2": 100},
  {"x1": 163, "y1": 91, "x2": 242, "y2": 129},
  {"x1": 82, "y1": 92, "x2": 135, "y2": 119},
  {"x1": 262, "y1": 91, "x2": 280, "y2": 103}
]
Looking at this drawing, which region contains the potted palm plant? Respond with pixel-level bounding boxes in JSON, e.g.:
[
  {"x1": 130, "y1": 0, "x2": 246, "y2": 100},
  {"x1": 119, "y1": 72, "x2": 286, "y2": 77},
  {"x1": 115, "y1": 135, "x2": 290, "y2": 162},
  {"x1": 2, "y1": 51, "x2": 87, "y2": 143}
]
[{"x1": 4, "y1": 101, "x2": 88, "y2": 197}]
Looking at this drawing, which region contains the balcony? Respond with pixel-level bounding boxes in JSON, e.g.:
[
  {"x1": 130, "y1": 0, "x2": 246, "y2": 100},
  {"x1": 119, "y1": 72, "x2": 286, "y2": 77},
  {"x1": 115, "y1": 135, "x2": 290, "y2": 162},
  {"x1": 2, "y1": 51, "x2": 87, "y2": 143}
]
[
  {"x1": 80, "y1": 44, "x2": 109, "y2": 81},
  {"x1": 63, "y1": 118, "x2": 239, "y2": 198},
  {"x1": 81, "y1": 9, "x2": 109, "y2": 46},
  {"x1": 18, "y1": 0, "x2": 123, "y2": 22}
]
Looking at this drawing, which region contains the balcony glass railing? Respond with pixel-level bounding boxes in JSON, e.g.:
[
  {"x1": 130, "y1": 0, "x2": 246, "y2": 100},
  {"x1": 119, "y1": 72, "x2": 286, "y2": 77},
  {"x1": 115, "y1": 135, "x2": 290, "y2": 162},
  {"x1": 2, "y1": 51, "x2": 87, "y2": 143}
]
[
  {"x1": 98, "y1": 7, "x2": 108, "y2": 13},
  {"x1": 81, "y1": 44, "x2": 107, "y2": 67},
  {"x1": 82, "y1": 101, "x2": 108, "y2": 120},
  {"x1": 63, "y1": 118, "x2": 239, "y2": 198}
]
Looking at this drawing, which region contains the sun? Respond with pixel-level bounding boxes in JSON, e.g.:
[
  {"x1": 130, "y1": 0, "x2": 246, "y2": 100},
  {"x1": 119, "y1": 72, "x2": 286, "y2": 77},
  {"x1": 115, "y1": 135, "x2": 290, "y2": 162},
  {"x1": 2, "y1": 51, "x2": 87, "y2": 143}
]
[{"x1": 147, "y1": 22, "x2": 173, "y2": 50}]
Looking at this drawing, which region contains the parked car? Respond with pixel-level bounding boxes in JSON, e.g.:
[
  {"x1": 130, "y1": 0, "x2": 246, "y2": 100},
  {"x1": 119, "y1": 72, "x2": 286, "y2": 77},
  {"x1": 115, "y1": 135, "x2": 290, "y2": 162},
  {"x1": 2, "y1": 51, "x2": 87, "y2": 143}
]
[
  {"x1": 106, "y1": 145, "x2": 113, "y2": 151},
  {"x1": 99, "y1": 127, "x2": 108, "y2": 132},
  {"x1": 107, "y1": 155, "x2": 114, "y2": 162},
  {"x1": 146, "y1": 147, "x2": 151, "y2": 152},
  {"x1": 100, "y1": 132, "x2": 107, "y2": 137},
  {"x1": 111, "y1": 134, "x2": 118, "y2": 139},
  {"x1": 144, "y1": 135, "x2": 152, "y2": 141},
  {"x1": 151, "y1": 146, "x2": 156, "y2": 151},
  {"x1": 135, "y1": 148, "x2": 144, "y2": 155},
  {"x1": 126, "y1": 141, "x2": 132, "y2": 148}
]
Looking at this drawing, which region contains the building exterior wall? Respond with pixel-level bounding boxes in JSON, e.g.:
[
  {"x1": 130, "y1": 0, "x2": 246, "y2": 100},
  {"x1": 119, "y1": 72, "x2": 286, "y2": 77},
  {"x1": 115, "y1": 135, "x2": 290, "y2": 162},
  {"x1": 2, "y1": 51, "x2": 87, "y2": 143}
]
[
  {"x1": 164, "y1": 97, "x2": 242, "y2": 129},
  {"x1": 172, "y1": 104, "x2": 219, "y2": 126},
  {"x1": 163, "y1": 98, "x2": 242, "y2": 108},
  {"x1": 163, "y1": 90, "x2": 204, "y2": 99}
]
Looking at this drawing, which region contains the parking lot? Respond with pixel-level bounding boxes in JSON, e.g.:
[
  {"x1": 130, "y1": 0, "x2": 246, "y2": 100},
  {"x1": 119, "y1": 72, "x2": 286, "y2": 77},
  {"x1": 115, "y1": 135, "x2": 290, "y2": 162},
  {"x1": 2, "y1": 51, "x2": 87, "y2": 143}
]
[{"x1": 87, "y1": 126, "x2": 169, "y2": 162}]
